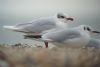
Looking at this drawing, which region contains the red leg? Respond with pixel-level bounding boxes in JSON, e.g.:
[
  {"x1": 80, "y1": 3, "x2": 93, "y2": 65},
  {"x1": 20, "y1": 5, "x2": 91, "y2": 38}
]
[{"x1": 44, "y1": 41, "x2": 48, "y2": 48}]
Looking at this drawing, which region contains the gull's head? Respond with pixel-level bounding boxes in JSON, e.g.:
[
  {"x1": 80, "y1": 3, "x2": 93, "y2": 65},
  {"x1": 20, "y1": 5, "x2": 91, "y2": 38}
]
[
  {"x1": 79, "y1": 25, "x2": 100, "y2": 35},
  {"x1": 56, "y1": 13, "x2": 74, "y2": 23}
]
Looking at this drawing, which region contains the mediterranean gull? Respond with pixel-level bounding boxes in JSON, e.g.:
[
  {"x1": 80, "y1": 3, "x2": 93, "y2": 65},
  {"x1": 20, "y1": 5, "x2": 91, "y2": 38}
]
[{"x1": 41, "y1": 25, "x2": 100, "y2": 48}]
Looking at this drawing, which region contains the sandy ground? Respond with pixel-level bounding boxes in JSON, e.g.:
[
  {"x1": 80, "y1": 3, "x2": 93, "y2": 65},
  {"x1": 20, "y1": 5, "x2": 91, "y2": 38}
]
[{"x1": 0, "y1": 44, "x2": 100, "y2": 67}]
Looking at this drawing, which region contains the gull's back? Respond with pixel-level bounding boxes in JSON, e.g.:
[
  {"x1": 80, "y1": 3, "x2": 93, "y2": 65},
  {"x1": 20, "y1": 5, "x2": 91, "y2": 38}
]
[
  {"x1": 42, "y1": 28, "x2": 81, "y2": 42},
  {"x1": 5, "y1": 17, "x2": 57, "y2": 33}
]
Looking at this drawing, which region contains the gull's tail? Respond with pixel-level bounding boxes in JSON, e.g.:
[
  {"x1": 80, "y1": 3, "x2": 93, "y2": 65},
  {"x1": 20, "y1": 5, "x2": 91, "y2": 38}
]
[
  {"x1": 3, "y1": 25, "x2": 29, "y2": 33},
  {"x1": 3, "y1": 25, "x2": 20, "y2": 31},
  {"x1": 3, "y1": 25, "x2": 17, "y2": 30}
]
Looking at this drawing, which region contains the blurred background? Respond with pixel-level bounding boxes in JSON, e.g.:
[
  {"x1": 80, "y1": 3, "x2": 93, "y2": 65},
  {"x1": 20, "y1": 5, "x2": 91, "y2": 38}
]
[{"x1": 0, "y1": 0, "x2": 100, "y2": 44}]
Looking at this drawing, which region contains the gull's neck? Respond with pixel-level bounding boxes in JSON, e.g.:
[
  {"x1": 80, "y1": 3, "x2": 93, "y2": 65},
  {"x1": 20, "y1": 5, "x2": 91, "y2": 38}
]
[{"x1": 55, "y1": 19, "x2": 68, "y2": 29}]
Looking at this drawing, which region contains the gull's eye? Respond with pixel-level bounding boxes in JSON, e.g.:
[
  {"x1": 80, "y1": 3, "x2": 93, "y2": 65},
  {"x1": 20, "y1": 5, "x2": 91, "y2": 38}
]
[
  {"x1": 83, "y1": 26, "x2": 91, "y2": 31},
  {"x1": 60, "y1": 16, "x2": 65, "y2": 18},
  {"x1": 57, "y1": 14, "x2": 65, "y2": 18},
  {"x1": 87, "y1": 27, "x2": 91, "y2": 31}
]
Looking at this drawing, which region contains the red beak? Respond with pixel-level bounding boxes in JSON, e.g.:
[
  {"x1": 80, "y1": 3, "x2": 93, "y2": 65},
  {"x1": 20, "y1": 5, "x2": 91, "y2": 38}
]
[{"x1": 66, "y1": 17, "x2": 74, "y2": 21}]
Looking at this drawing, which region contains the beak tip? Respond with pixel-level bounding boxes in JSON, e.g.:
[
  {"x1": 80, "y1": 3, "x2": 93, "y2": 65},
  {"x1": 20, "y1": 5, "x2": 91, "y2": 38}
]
[{"x1": 92, "y1": 31, "x2": 100, "y2": 34}]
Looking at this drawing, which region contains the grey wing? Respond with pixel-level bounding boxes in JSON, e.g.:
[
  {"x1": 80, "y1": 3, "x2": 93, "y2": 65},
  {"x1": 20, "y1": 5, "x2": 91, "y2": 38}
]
[
  {"x1": 85, "y1": 38, "x2": 100, "y2": 48},
  {"x1": 42, "y1": 29, "x2": 81, "y2": 42},
  {"x1": 15, "y1": 17, "x2": 56, "y2": 33}
]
